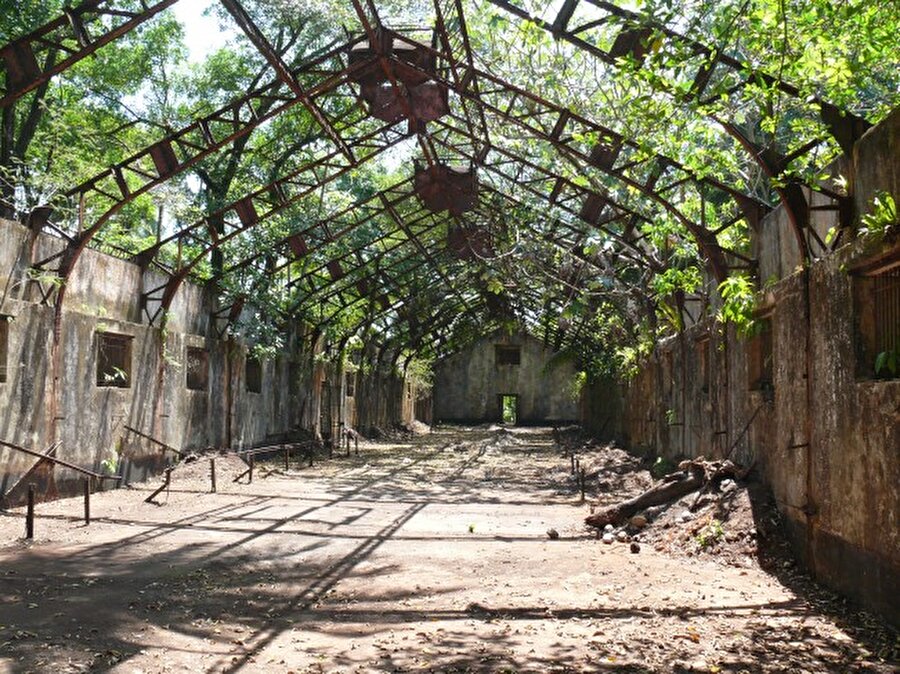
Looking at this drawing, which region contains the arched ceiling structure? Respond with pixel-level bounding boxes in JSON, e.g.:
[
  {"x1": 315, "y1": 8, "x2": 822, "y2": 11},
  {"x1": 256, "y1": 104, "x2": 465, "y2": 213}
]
[{"x1": 1, "y1": 0, "x2": 897, "y2": 369}]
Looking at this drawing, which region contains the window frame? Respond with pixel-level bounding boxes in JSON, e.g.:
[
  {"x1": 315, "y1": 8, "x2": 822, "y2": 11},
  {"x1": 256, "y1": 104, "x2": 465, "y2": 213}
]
[
  {"x1": 494, "y1": 344, "x2": 521, "y2": 366},
  {"x1": 245, "y1": 355, "x2": 262, "y2": 393},
  {"x1": 96, "y1": 332, "x2": 133, "y2": 388},
  {"x1": 185, "y1": 346, "x2": 209, "y2": 391}
]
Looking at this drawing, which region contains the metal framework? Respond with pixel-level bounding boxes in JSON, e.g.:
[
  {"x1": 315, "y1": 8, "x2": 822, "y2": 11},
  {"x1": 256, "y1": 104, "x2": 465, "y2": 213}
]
[{"x1": 1, "y1": 0, "x2": 885, "y2": 362}]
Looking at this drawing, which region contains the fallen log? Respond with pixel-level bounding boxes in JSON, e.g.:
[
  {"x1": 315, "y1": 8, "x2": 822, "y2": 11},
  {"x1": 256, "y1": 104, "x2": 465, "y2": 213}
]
[{"x1": 585, "y1": 458, "x2": 744, "y2": 529}]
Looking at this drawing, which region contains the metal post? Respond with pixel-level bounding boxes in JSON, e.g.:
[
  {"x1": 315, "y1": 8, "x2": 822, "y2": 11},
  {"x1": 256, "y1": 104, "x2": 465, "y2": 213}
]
[
  {"x1": 83, "y1": 478, "x2": 91, "y2": 525},
  {"x1": 580, "y1": 467, "x2": 586, "y2": 503},
  {"x1": 283, "y1": 443, "x2": 289, "y2": 470},
  {"x1": 249, "y1": 455, "x2": 255, "y2": 483},
  {"x1": 570, "y1": 454, "x2": 575, "y2": 473},
  {"x1": 25, "y1": 484, "x2": 35, "y2": 539},
  {"x1": 355, "y1": 435, "x2": 359, "y2": 456},
  {"x1": 210, "y1": 458, "x2": 217, "y2": 493},
  {"x1": 308, "y1": 446, "x2": 314, "y2": 467}
]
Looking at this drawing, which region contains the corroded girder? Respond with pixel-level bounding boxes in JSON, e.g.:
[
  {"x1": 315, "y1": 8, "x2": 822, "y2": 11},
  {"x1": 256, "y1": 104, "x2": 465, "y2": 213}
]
[
  {"x1": 485, "y1": 0, "x2": 861, "y2": 262},
  {"x1": 0, "y1": 0, "x2": 182, "y2": 108},
  {"x1": 218, "y1": 0, "x2": 355, "y2": 163},
  {"x1": 139, "y1": 119, "x2": 405, "y2": 325},
  {"x1": 35, "y1": 36, "x2": 370, "y2": 306}
]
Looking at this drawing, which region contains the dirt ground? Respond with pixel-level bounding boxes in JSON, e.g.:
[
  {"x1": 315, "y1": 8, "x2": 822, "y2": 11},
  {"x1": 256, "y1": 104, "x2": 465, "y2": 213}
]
[{"x1": 0, "y1": 426, "x2": 896, "y2": 673}]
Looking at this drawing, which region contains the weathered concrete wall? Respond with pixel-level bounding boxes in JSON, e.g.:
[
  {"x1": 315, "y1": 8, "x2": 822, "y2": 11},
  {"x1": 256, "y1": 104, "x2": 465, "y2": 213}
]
[
  {"x1": 350, "y1": 344, "x2": 420, "y2": 435},
  {"x1": 587, "y1": 108, "x2": 900, "y2": 622},
  {"x1": 433, "y1": 331, "x2": 579, "y2": 424},
  {"x1": 0, "y1": 220, "x2": 314, "y2": 501}
]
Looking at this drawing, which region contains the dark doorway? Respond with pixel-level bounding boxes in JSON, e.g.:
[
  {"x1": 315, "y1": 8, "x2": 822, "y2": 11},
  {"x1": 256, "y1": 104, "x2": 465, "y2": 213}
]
[{"x1": 499, "y1": 394, "x2": 518, "y2": 424}]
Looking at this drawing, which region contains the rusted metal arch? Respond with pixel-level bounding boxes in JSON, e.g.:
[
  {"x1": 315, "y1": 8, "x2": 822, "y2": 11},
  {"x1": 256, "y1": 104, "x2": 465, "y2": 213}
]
[
  {"x1": 485, "y1": 0, "x2": 862, "y2": 263},
  {"x1": 218, "y1": 0, "x2": 355, "y2": 163},
  {"x1": 353, "y1": 291, "x2": 498, "y2": 363},
  {"x1": 199, "y1": 168, "x2": 657, "y2": 337},
  {"x1": 10, "y1": 7, "x2": 744, "y2": 284},
  {"x1": 143, "y1": 171, "x2": 422, "y2": 324},
  {"x1": 297, "y1": 240, "x2": 488, "y2": 329},
  {"x1": 485, "y1": 0, "x2": 871, "y2": 154},
  {"x1": 169, "y1": 176, "x2": 426, "y2": 316},
  {"x1": 427, "y1": 119, "x2": 714, "y2": 274},
  {"x1": 136, "y1": 119, "x2": 406, "y2": 325},
  {"x1": 236, "y1": 173, "x2": 634, "y2": 336},
  {"x1": 0, "y1": 0, "x2": 184, "y2": 108},
  {"x1": 30, "y1": 37, "x2": 372, "y2": 312},
  {"x1": 473, "y1": 184, "x2": 657, "y2": 309},
  {"x1": 388, "y1": 26, "x2": 769, "y2": 225},
  {"x1": 429, "y1": 100, "x2": 741, "y2": 282},
  {"x1": 378, "y1": 26, "x2": 766, "y2": 279},
  {"x1": 431, "y1": 0, "x2": 491, "y2": 159},
  {"x1": 308, "y1": 264, "x2": 489, "y2": 349}
]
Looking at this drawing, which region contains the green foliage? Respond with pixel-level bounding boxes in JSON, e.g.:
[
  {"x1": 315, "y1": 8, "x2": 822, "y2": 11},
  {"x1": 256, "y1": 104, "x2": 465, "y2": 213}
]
[
  {"x1": 696, "y1": 519, "x2": 725, "y2": 549},
  {"x1": 859, "y1": 191, "x2": 897, "y2": 239},
  {"x1": 717, "y1": 275, "x2": 758, "y2": 336},
  {"x1": 2, "y1": 0, "x2": 898, "y2": 391},
  {"x1": 650, "y1": 455, "x2": 677, "y2": 479},
  {"x1": 874, "y1": 349, "x2": 899, "y2": 378}
]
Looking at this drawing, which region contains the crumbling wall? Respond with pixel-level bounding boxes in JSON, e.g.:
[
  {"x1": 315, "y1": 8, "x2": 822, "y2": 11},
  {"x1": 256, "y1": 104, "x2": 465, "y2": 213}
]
[
  {"x1": 0, "y1": 221, "x2": 312, "y2": 501},
  {"x1": 351, "y1": 345, "x2": 419, "y2": 435},
  {"x1": 584, "y1": 108, "x2": 900, "y2": 622},
  {"x1": 433, "y1": 330, "x2": 579, "y2": 424}
]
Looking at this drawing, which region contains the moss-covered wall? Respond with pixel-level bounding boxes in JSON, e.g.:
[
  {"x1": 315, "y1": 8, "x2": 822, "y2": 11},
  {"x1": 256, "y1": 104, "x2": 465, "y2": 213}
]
[{"x1": 584, "y1": 108, "x2": 900, "y2": 623}]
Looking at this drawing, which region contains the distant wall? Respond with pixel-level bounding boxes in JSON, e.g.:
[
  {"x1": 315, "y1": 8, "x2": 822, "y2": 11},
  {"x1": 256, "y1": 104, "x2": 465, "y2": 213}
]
[
  {"x1": 433, "y1": 331, "x2": 579, "y2": 424},
  {"x1": 582, "y1": 108, "x2": 900, "y2": 623}
]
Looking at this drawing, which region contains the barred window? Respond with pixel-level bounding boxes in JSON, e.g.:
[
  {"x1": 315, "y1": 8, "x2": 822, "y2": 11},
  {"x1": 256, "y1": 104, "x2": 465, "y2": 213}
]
[
  {"x1": 854, "y1": 263, "x2": 900, "y2": 379},
  {"x1": 495, "y1": 345, "x2": 521, "y2": 365}
]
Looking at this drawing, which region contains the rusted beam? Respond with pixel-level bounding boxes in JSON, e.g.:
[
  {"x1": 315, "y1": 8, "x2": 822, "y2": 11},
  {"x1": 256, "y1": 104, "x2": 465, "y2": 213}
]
[
  {"x1": 0, "y1": 0, "x2": 182, "y2": 108},
  {"x1": 218, "y1": 0, "x2": 356, "y2": 163},
  {"x1": 123, "y1": 425, "x2": 185, "y2": 459},
  {"x1": 0, "y1": 439, "x2": 122, "y2": 481}
]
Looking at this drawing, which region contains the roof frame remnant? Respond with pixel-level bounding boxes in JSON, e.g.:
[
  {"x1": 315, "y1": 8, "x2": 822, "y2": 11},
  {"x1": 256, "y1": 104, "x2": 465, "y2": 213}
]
[{"x1": 0, "y1": 0, "x2": 890, "y2": 362}]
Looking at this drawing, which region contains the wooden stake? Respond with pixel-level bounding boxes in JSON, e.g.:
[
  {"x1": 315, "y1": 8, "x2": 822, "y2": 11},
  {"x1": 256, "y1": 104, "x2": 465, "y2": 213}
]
[
  {"x1": 83, "y1": 478, "x2": 91, "y2": 525},
  {"x1": 25, "y1": 484, "x2": 35, "y2": 539}
]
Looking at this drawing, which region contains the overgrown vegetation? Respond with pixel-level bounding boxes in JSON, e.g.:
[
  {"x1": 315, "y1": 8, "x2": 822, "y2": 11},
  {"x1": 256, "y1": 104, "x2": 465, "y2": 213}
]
[{"x1": 1, "y1": 0, "x2": 898, "y2": 381}]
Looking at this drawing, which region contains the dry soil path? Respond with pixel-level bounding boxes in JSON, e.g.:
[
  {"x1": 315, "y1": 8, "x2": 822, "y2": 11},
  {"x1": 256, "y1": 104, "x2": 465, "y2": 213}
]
[{"x1": 0, "y1": 426, "x2": 895, "y2": 673}]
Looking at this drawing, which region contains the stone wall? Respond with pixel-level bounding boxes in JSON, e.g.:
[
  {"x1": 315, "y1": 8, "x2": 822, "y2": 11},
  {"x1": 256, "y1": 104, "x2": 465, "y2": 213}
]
[
  {"x1": 582, "y1": 108, "x2": 900, "y2": 622},
  {"x1": 433, "y1": 330, "x2": 579, "y2": 424},
  {"x1": 0, "y1": 221, "x2": 414, "y2": 503}
]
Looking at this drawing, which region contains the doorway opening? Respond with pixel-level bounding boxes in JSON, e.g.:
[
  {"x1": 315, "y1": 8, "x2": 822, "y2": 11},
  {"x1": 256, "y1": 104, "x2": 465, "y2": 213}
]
[{"x1": 499, "y1": 394, "x2": 518, "y2": 425}]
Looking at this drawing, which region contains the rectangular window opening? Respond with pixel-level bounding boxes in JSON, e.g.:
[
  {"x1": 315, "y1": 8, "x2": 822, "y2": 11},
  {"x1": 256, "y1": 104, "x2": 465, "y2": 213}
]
[
  {"x1": 97, "y1": 332, "x2": 133, "y2": 388},
  {"x1": 854, "y1": 262, "x2": 900, "y2": 379},
  {"x1": 495, "y1": 344, "x2": 521, "y2": 366},
  {"x1": 662, "y1": 349, "x2": 675, "y2": 401},
  {"x1": 0, "y1": 316, "x2": 9, "y2": 384},
  {"x1": 186, "y1": 347, "x2": 209, "y2": 391},
  {"x1": 345, "y1": 372, "x2": 355, "y2": 398},
  {"x1": 696, "y1": 336, "x2": 710, "y2": 393},
  {"x1": 246, "y1": 355, "x2": 262, "y2": 393},
  {"x1": 748, "y1": 317, "x2": 774, "y2": 391},
  {"x1": 288, "y1": 362, "x2": 301, "y2": 395}
]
